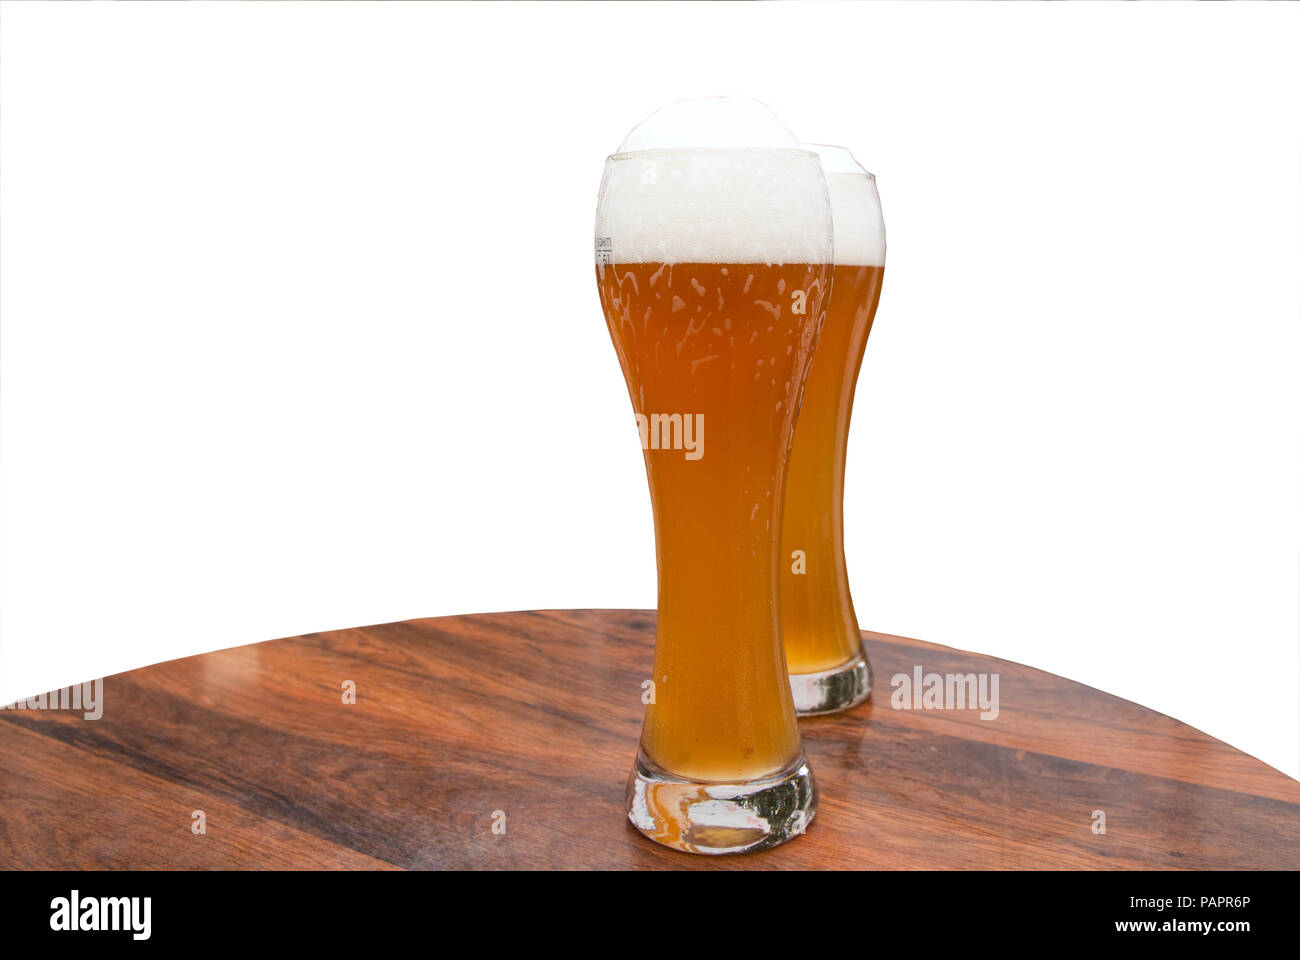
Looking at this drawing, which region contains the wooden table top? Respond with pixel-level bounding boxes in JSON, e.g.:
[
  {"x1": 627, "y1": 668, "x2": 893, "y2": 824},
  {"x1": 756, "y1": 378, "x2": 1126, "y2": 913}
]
[{"x1": 1, "y1": 609, "x2": 1297, "y2": 870}]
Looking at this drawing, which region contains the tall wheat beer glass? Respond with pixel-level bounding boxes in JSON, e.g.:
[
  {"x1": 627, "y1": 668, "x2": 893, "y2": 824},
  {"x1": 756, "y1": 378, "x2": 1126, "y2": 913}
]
[
  {"x1": 594, "y1": 99, "x2": 831, "y2": 853},
  {"x1": 782, "y1": 144, "x2": 886, "y2": 714}
]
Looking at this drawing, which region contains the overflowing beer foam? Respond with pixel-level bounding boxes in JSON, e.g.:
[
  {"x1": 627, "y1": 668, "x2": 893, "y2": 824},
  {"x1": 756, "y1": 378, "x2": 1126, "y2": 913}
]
[
  {"x1": 596, "y1": 98, "x2": 832, "y2": 266},
  {"x1": 616, "y1": 98, "x2": 801, "y2": 152},
  {"x1": 802, "y1": 144, "x2": 886, "y2": 268}
]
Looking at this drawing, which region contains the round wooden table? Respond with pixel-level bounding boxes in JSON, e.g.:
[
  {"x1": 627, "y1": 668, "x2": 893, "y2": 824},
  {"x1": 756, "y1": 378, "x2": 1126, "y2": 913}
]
[{"x1": 1, "y1": 610, "x2": 1296, "y2": 869}]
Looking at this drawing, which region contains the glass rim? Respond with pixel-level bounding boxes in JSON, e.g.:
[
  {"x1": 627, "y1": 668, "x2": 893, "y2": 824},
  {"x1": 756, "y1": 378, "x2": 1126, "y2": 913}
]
[
  {"x1": 605, "y1": 146, "x2": 823, "y2": 164},
  {"x1": 800, "y1": 141, "x2": 877, "y2": 181}
]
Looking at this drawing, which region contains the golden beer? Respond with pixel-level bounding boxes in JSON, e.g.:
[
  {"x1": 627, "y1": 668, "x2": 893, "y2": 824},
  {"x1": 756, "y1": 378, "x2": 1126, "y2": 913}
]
[
  {"x1": 595, "y1": 99, "x2": 831, "y2": 853},
  {"x1": 782, "y1": 146, "x2": 886, "y2": 713},
  {"x1": 597, "y1": 261, "x2": 825, "y2": 780}
]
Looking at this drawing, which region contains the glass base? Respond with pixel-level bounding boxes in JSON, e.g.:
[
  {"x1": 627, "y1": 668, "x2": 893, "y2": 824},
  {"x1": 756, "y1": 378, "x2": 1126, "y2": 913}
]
[
  {"x1": 625, "y1": 750, "x2": 817, "y2": 855},
  {"x1": 789, "y1": 649, "x2": 872, "y2": 716}
]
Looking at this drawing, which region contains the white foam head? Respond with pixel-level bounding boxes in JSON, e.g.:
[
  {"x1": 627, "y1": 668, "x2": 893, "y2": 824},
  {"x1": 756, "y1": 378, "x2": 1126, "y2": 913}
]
[
  {"x1": 595, "y1": 98, "x2": 831, "y2": 266},
  {"x1": 617, "y1": 98, "x2": 801, "y2": 152},
  {"x1": 801, "y1": 143, "x2": 886, "y2": 267}
]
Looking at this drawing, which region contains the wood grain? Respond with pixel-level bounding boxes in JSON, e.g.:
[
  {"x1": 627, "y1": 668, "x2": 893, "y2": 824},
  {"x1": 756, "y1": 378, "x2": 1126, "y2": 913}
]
[{"x1": 1, "y1": 609, "x2": 1296, "y2": 869}]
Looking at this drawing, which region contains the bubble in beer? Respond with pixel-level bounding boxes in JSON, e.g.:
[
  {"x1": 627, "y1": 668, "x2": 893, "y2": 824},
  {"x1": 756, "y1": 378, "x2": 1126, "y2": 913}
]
[
  {"x1": 596, "y1": 98, "x2": 831, "y2": 266},
  {"x1": 800, "y1": 143, "x2": 886, "y2": 268}
]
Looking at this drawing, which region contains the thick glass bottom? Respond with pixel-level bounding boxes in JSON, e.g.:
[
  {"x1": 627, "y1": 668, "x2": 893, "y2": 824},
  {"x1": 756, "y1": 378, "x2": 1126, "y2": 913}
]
[
  {"x1": 625, "y1": 750, "x2": 817, "y2": 855},
  {"x1": 789, "y1": 648, "x2": 872, "y2": 716}
]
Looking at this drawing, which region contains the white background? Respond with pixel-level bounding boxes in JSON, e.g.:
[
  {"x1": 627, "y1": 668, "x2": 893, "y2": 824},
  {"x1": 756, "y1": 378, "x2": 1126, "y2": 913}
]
[{"x1": 1, "y1": 2, "x2": 1297, "y2": 778}]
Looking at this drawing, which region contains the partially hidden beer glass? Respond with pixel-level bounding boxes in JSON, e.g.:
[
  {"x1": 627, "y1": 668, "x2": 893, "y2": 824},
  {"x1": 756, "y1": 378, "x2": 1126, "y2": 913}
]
[
  {"x1": 594, "y1": 99, "x2": 831, "y2": 853},
  {"x1": 782, "y1": 144, "x2": 886, "y2": 714}
]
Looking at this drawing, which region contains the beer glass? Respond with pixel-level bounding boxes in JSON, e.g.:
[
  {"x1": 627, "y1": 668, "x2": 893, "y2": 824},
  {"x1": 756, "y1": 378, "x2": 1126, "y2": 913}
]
[
  {"x1": 781, "y1": 144, "x2": 886, "y2": 714},
  {"x1": 594, "y1": 99, "x2": 831, "y2": 854}
]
